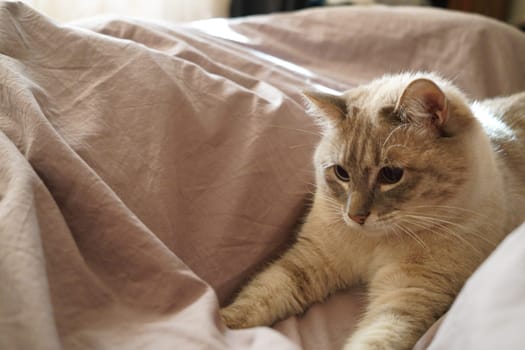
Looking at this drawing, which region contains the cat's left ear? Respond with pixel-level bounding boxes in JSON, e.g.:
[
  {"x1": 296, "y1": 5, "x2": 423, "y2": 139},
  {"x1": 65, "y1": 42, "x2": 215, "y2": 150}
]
[
  {"x1": 303, "y1": 91, "x2": 347, "y2": 126},
  {"x1": 396, "y1": 78, "x2": 448, "y2": 132}
]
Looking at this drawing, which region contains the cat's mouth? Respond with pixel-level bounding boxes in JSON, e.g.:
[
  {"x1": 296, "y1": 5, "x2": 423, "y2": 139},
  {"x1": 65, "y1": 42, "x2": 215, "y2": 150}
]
[
  {"x1": 342, "y1": 212, "x2": 384, "y2": 236},
  {"x1": 342, "y1": 210, "x2": 402, "y2": 237}
]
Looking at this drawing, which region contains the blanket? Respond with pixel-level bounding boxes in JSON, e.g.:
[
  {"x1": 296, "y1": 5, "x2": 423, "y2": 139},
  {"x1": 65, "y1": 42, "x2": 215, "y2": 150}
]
[{"x1": 1, "y1": 2, "x2": 525, "y2": 349}]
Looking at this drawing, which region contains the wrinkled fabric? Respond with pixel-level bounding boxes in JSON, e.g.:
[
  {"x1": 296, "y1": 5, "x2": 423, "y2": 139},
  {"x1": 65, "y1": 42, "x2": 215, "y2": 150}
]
[
  {"x1": 1, "y1": 2, "x2": 525, "y2": 350},
  {"x1": 429, "y1": 223, "x2": 525, "y2": 350}
]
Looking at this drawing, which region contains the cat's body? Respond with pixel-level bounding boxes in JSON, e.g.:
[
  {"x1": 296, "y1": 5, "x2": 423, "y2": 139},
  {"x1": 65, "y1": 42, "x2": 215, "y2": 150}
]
[{"x1": 221, "y1": 73, "x2": 525, "y2": 350}]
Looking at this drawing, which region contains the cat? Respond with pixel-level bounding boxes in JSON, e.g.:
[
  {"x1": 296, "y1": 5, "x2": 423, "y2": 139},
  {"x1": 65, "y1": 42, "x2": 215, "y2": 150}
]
[{"x1": 220, "y1": 72, "x2": 525, "y2": 350}]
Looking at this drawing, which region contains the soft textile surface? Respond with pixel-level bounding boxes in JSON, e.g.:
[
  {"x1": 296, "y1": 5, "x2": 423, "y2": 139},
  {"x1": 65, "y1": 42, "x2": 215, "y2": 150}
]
[
  {"x1": 428, "y1": 223, "x2": 525, "y2": 350},
  {"x1": 1, "y1": 2, "x2": 524, "y2": 349}
]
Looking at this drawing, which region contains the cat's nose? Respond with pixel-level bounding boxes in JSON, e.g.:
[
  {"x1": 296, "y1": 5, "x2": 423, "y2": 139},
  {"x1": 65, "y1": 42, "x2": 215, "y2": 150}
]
[{"x1": 348, "y1": 213, "x2": 369, "y2": 225}]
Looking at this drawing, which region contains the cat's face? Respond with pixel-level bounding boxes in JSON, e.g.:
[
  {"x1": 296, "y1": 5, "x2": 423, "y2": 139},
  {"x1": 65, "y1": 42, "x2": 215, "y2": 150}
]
[{"x1": 306, "y1": 74, "x2": 478, "y2": 237}]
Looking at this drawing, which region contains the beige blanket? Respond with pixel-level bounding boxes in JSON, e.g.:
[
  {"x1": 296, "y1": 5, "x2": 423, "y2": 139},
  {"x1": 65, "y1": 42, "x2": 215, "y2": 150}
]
[{"x1": 1, "y1": 2, "x2": 524, "y2": 349}]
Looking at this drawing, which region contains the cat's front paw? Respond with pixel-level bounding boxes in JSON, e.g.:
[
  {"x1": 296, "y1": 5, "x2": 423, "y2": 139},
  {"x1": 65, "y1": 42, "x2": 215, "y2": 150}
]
[{"x1": 220, "y1": 304, "x2": 252, "y2": 329}]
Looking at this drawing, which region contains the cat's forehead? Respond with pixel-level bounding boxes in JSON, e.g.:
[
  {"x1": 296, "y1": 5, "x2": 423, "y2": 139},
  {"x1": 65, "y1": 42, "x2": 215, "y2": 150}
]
[
  {"x1": 343, "y1": 72, "x2": 453, "y2": 114},
  {"x1": 340, "y1": 92, "x2": 398, "y2": 140},
  {"x1": 343, "y1": 82, "x2": 401, "y2": 118},
  {"x1": 331, "y1": 104, "x2": 413, "y2": 167},
  {"x1": 328, "y1": 73, "x2": 457, "y2": 164}
]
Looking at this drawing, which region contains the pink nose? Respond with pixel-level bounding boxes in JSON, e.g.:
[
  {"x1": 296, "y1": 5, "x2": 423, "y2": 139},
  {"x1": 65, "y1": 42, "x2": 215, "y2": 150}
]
[{"x1": 348, "y1": 213, "x2": 369, "y2": 225}]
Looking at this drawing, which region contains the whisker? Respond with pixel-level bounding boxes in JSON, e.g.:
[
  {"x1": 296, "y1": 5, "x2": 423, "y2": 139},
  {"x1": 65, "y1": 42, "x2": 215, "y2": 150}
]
[
  {"x1": 394, "y1": 221, "x2": 427, "y2": 248},
  {"x1": 381, "y1": 124, "x2": 406, "y2": 152},
  {"x1": 289, "y1": 143, "x2": 316, "y2": 150},
  {"x1": 409, "y1": 204, "x2": 502, "y2": 225},
  {"x1": 403, "y1": 213, "x2": 498, "y2": 247},
  {"x1": 406, "y1": 204, "x2": 501, "y2": 227},
  {"x1": 410, "y1": 205, "x2": 481, "y2": 216},
  {"x1": 266, "y1": 124, "x2": 321, "y2": 137},
  {"x1": 388, "y1": 222, "x2": 403, "y2": 241},
  {"x1": 400, "y1": 214, "x2": 485, "y2": 254},
  {"x1": 399, "y1": 217, "x2": 458, "y2": 247}
]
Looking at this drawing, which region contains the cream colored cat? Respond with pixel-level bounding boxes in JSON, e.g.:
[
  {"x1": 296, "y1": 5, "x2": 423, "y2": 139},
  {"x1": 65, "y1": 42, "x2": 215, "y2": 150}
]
[{"x1": 220, "y1": 72, "x2": 525, "y2": 350}]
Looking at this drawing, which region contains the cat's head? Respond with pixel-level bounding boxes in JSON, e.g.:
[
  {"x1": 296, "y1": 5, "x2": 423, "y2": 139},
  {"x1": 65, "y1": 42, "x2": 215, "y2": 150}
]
[{"x1": 304, "y1": 73, "x2": 487, "y2": 237}]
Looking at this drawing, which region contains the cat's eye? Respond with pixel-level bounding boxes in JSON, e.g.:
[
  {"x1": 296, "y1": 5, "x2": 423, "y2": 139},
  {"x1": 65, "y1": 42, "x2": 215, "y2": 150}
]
[
  {"x1": 334, "y1": 165, "x2": 350, "y2": 182},
  {"x1": 378, "y1": 166, "x2": 404, "y2": 185}
]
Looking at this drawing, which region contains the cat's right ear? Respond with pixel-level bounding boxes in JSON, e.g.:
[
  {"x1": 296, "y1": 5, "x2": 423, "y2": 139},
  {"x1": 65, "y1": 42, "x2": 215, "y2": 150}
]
[{"x1": 303, "y1": 91, "x2": 347, "y2": 127}]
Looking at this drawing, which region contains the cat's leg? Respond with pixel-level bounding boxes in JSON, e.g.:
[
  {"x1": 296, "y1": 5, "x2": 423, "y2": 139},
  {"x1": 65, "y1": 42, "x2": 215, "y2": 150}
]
[
  {"x1": 344, "y1": 265, "x2": 453, "y2": 350},
  {"x1": 220, "y1": 234, "x2": 344, "y2": 329}
]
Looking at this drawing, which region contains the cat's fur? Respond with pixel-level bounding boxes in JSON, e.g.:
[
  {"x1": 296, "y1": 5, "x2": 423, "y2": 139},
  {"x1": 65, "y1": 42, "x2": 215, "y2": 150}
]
[{"x1": 221, "y1": 72, "x2": 525, "y2": 350}]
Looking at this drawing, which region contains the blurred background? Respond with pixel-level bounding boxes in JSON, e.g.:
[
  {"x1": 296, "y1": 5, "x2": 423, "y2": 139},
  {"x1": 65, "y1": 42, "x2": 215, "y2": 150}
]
[{"x1": 21, "y1": 0, "x2": 525, "y2": 29}]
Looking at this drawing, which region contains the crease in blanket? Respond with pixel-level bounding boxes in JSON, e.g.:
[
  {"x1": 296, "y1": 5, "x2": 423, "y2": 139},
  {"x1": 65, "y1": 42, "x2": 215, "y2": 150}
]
[
  {"x1": 0, "y1": 2, "x2": 306, "y2": 350},
  {"x1": 0, "y1": 132, "x2": 62, "y2": 350}
]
